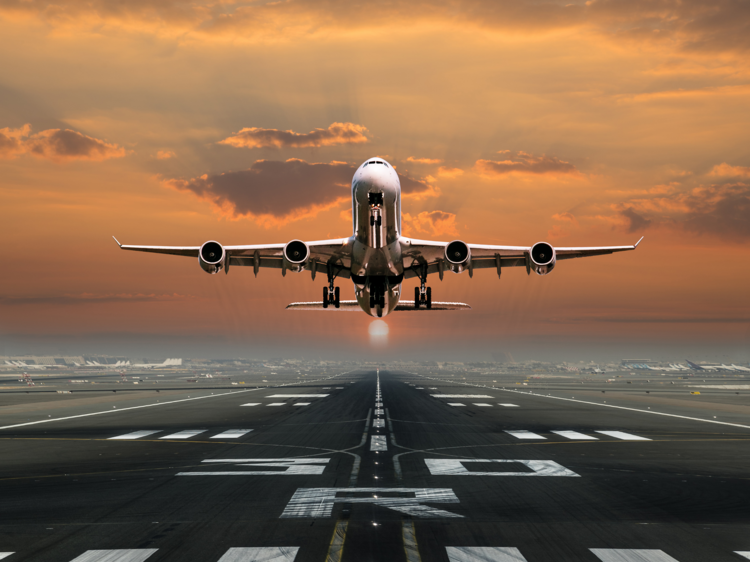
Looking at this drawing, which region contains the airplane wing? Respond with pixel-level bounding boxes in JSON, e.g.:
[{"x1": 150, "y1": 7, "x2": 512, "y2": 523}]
[
  {"x1": 113, "y1": 236, "x2": 354, "y2": 278},
  {"x1": 401, "y1": 236, "x2": 643, "y2": 279}
]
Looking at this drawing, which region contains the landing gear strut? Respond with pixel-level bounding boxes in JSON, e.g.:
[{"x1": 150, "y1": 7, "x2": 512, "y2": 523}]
[
  {"x1": 322, "y1": 271, "x2": 340, "y2": 309},
  {"x1": 414, "y1": 278, "x2": 432, "y2": 309},
  {"x1": 369, "y1": 278, "x2": 386, "y2": 309}
]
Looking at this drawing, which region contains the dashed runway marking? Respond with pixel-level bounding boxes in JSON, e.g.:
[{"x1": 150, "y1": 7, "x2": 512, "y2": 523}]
[
  {"x1": 499, "y1": 404, "x2": 519, "y2": 407},
  {"x1": 216, "y1": 547, "x2": 299, "y2": 562},
  {"x1": 373, "y1": 419, "x2": 385, "y2": 428},
  {"x1": 211, "y1": 430, "x2": 253, "y2": 439},
  {"x1": 293, "y1": 403, "x2": 310, "y2": 406},
  {"x1": 473, "y1": 403, "x2": 492, "y2": 407},
  {"x1": 446, "y1": 546, "x2": 528, "y2": 562},
  {"x1": 595, "y1": 431, "x2": 651, "y2": 441},
  {"x1": 69, "y1": 550, "x2": 158, "y2": 562},
  {"x1": 504, "y1": 430, "x2": 546, "y2": 440},
  {"x1": 371, "y1": 435, "x2": 388, "y2": 451},
  {"x1": 432, "y1": 394, "x2": 494, "y2": 399},
  {"x1": 375, "y1": 409, "x2": 384, "y2": 415},
  {"x1": 425, "y1": 459, "x2": 579, "y2": 477},
  {"x1": 447, "y1": 403, "x2": 465, "y2": 407},
  {"x1": 266, "y1": 403, "x2": 285, "y2": 407},
  {"x1": 551, "y1": 430, "x2": 599, "y2": 440},
  {"x1": 159, "y1": 429, "x2": 206, "y2": 440},
  {"x1": 590, "y1": 549, "x2": 680, "y2": 562},
  {"x1": 240, "y1": 403, "x2": 260, "y2": 407},
  {"x1": 107, "y1": 431, "x2": 160, "y2": 441}
]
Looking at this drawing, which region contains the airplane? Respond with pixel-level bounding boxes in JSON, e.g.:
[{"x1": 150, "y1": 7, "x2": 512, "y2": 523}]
[
  {"x1": 115, "y1": 157, "x2": 643, "y2": 318},
  {"x1": 686, "y1": 360, "x2": 750, "y2": 372},
  {"x1": 5, "y1": 360, "x2": 49, "y2": 370}
]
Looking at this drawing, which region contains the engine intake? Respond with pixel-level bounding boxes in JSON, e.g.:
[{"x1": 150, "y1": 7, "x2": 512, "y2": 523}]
[
  {"x1": 283, "y1": 239, "x2": 310, "y2": 272},
  {"x1": 445, "y1": 240, "x2": 471, "y2": 273},
  {"x1": 529, "y1": 241, "x2": 556, "y2": 275},
  {"x1": 199, "y1": 241, "x2": 225, "y2": 274}
]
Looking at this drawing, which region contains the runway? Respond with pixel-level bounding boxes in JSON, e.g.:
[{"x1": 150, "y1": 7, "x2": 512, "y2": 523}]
[{"x1": 1, "y1": 369, "x2": 750, "y2": 561}]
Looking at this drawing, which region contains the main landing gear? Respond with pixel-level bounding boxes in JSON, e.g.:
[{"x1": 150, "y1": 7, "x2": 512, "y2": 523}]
[
  {"x1": 322, "y1": 275, "x2": 340, "y2": 309},
  {"x1": 414, "y1": 279, "x2": 432, "y2": 309}
]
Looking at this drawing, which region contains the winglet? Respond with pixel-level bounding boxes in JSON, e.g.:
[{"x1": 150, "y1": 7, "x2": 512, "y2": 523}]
[
  {"x1": 112, "y1": 236, "x2": 122, "y2": 248},
  {"x1": 634, "y1": 236, "x2": 644, "y2": 248}
]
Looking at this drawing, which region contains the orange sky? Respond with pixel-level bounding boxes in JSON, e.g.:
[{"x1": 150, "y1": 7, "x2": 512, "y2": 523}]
[{"x1": 1, "y1": 1, "x2": 749, "y2": 361}]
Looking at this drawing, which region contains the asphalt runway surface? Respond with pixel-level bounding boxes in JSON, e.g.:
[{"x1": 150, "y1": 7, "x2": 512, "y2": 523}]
[{"x1": 1, "y1": 369, "x2": 750, "y2": 562}]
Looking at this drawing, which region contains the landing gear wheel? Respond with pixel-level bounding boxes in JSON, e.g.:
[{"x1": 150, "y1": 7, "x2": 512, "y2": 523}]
[
  {"x1": 323, "y1": 287, "x2": 329, "y2": 308},
  {"x1": 414, "y1": 287, "x2": 420, "y2": 309},
  {"x1": 426, "y1": 286, "x2": 432, "y2": 309},
  {"x1": 334, "y1": 287, "x2": 340, "y2": 309}
]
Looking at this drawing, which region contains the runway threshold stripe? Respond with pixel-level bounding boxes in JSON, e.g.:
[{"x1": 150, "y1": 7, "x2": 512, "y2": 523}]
[
  {"x1": 159, "y1": 430, "x2": 205, "y2": 439},
  {"x1": 595, "y1": 431, "x2": 651, "y2": 441},
  {"x1": 402, "y1": 520, "x2": 422, "y2": 562},
  {"x1": 590, "y1": 549, "x2": 680, "y2": 562},
  {"x1": 69, "y1": 550, "x2": 159, "y2": 562},
  {"x1": 216, "y1": 547, "x2": 299, "y2": 561},
  {"x1": 446, "y1": 546, "x2": 529, "y2": 561},
  {"x1": 505, "y1": 430, "x2": 546, "y2": 440},
  {"x1": 107, "y1": 431, "x2": 160, "y2": 440},
  {"x1": 371, "y1": 435, "x2": 387, "y2": 451},
  {"x1": 211, "y1": 429, "x2": 253, "y2": 439},
  {"x1": 325, "y1": 520, "x2": 348, "y2": 562},
  {"x1": 552, "y1": 430, "x2": 598, "y2": 440}
]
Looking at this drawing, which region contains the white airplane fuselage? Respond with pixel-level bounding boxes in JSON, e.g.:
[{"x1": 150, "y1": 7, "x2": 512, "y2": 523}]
[{"x1": 349, "y1": 158, "x2": 403, "y2": 317}]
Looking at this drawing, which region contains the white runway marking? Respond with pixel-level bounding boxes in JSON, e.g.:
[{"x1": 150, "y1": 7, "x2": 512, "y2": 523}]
[
  {"x1": 281, "y1": 487, "x2": 463, "y2": 518},
  {"x1": 211, "y1": 429, "x2": 253, "y2": 439},
  {"x1": 216, "y1": 547, "x2": 299, "y2": 562},
  {"x1": 69, "y1": 550, "x2": 159, "y2": 562},
  {"x1": 499, "y1": 404, "x2": 519, "y2": 407},
  {"x1": 371, "y1": 435, "x2": 388, "y2": 451},
  {"x1": 446, "y1": 546, "x2": 528, "y2": 562},
  {"x1": 432, "y1": 394, "x2": 494, "y2": 398},
  {"x1": 473, "y1": 403, "x2": 492, "y2": 407},
  {"x1": 734, "y1": 553, "x2": 750, "y2": 560},
  {"x1": 293, "y1": 403, "x2": 310, "y2": 407},
  {"x1": 0, "y1": 554, "x2": 13, "y2": 560},
  {"x1": 425, "y1": 459, "x2": 579, "y2": 477},
  {"x1": 241, "y1": 403, "x2": 260, "y2": 407},
  {"x1": 596, "y1": 431, "x2": 651, "y2": 441},
  {"x1": 375, "y1": 409, "x2": 384, "y2": 415},
  {"x1": 179, "y1": 458, "x2": 330, "y2": 476},
  {"x1": 159, "y1": 429, "x2": 205, "y2": 440},
  {"x1": 504, "y1": 430, "x2": 546, "y2": 440},
  {"x1": 108, "y1": 430, "x2": 160, "y2": 440},
  {"x1": 373, "y1": 419, "x2": 385, "y2": 428},
  {"x1": 552, "y1": 430, "x2": 598, "y2": 440},
  {"x1": 447, "y1": 403, "x2": 465, "y2": 407},
  {"x1": 335, "y1": 387, "x2": 344, "y2": 389},
  {"x1": 590, "y1": 549, "x2": 680, "y2": 562},
  {"x1": 266, "y1": 394, "x2": 328, "y2": 398},
  {"x1": 266, "y1": 403, "x2": 285, "y2": 407}
]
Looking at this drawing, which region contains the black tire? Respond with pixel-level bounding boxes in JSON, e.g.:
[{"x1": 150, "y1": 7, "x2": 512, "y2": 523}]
[
  {"x1": 414, "y1": 287, "x2": 420, "y2": 308},
  {"x1": 323, "y1": 287, "x2": 329, "y2": 309},
  {"x1": 426, "y1": 287, "x2": 432, "y2": 309},
  {"x1": 334, "y1": 287, "x2": 340, "y2": 308}
]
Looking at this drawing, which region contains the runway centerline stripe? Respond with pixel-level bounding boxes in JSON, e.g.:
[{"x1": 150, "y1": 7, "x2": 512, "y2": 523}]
[
  {"x1": 473, "y1": 403, "x2": 492, "y2": 407},
  {"x1": 551, "y1": 430, "x2": 598, "y2": 440},
  {"x1": 505, "y1": 430, "x2": 546, "y2": 440},
  {"x1": 240, "y1": 403, "x2": 260, "y2": 407},
  {"x1": 216, "y1": 547, "x2": 299, "y2": 562},
  {"x1": 266, "y1": 403, "x2": 285, "y2": 407},
  {"x1": 373, "y1": 419, "x2": 385, "y2": 428},
  {"x1": 293, "y1": 403, "x2": 311, "y2": 406},
  {"x1": 108, "y1": 430, "x2": 161, "y2": 440},
  {"x1": 446, "y1": 546, "x2": 529, "y2": 561},
  {"x1": 596, "y1": 431, "x2": 651, "y2": 441},
  {"x1": 499, "y1": 404, "x2": 519, "y2": 407},
  {"x1": 447, "y1": 403, "x2": 465, "y2": 407},
  {"x1": 590, "y1": 549, "x2": 680, "y2": 562},
  {"x1": 159, "y1": 429, "x2": 205, "y2": 440},
  {"x1": 210, "y1": 429, "x2": 253, "y2": 439},
  {"x1": 371, "y1": 435, "x2": 387, "y2": 451},
  {"x1": 68, "y1": 550, "x2": 159, "y2": 562}
]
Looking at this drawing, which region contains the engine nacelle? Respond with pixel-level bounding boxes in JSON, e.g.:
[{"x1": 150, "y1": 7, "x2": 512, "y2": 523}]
[
  {"x1": 283, "y1": 239, "x2": 310, "y2": 273},
  {"x1": 529, "y1": 241, "x2": 556, "y2": 275},
  {"x1": 199, "y1": 240, "x2": 225, "y2": 274},
  {"x1": 444, "y1": 240, "x2": 471, "y2": 273}
]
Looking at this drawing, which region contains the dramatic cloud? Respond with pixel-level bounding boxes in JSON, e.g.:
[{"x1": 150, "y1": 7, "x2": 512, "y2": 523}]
[
  {"x1": 403, "y1": 210, "x2": 458, "y2": 237},
  {"x1": 218, "y1": 122, "x2": 369, "y2": 149},
  {"x1": 620, "y1": 207, "x2": 652, "y2": 233},
  {"x1": 475, "y1": 151, "x2": 581, "y2": 178},
  {"x1": 708, "y1": 163, "x2": 750, "y2": 178},
  {"x1": 406, "y1": 157, "x2": 443, "y2": 164},
  {"x1": 164, "y1": 158, "x2": 434, "y2": 226},
  {"x1": 0, "y1": 124, "x2": 125, "y2": 162}
]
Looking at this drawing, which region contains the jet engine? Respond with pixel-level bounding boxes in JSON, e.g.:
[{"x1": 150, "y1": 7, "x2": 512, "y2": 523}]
[
  {"x1": 529, "y1": 241, "x2": 556, "y2": 275},
  {"x1": 444, "y1": 240, "x2": 471, "y2": 273},
  {"x1": 283, "y1": 239, "x2": 310, "y2": 273},
  {"x1": 199, "y1": 240, "x2": 225, "y2": 274}
]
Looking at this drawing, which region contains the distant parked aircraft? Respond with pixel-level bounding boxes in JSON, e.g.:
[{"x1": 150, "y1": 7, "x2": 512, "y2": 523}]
[{"x1": 686, "y1": 360, "x2": 750, "y2": 372}]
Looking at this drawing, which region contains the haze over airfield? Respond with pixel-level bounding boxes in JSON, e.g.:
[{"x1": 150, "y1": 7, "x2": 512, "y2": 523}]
[{"x1": 1, "y1": 1, "x2": 749, "y2": 360}]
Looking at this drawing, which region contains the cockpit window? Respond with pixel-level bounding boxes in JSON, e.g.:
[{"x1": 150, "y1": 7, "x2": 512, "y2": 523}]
[
  {"x1": 363, "y1": 162, "x2": 368, "y2": 167},
  {"x1": 369, "y1": 161, "x2": 377, "y2": 164}
]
